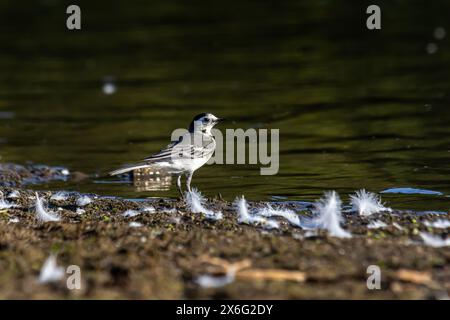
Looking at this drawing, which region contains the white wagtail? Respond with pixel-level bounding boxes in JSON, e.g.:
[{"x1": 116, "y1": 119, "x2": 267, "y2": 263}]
[{"x1": 109, "y1": 113, "x2": 222, "y2": 197}]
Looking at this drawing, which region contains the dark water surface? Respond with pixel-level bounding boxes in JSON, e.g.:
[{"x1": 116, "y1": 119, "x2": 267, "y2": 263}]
[{"x1": 0, "y1": 1, "x2": 449, "y2": 211}]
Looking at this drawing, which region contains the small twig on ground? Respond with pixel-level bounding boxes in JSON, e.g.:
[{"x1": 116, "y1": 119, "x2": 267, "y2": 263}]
[
  {"x1": 393, "y1": 269, "x2": 432, "y2": 285},
  {"x1": 198, "y1": 255, "x2": 306, "y2": 283},
  {"x1": 236, "y1": 269, "x2": 306, "y2": 282}
]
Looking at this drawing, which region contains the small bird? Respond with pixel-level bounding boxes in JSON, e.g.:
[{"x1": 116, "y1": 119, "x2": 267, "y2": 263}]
[{"x1": 109, "y1": 113, "x2": 222, "y2": 197}]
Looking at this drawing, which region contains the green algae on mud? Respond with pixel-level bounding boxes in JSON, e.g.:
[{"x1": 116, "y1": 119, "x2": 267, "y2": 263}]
[{"x1": 0, "y1": 184, "x2": 449, "y2": 299}]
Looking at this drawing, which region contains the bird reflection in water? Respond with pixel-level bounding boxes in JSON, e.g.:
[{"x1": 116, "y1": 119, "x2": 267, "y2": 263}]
[{"x1": 132, "y1": 167, "x2": 172, "y2": 192}]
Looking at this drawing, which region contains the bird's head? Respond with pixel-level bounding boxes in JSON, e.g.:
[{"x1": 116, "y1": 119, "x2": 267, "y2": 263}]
[{"x1": 188, "y1": 113, "x2": 223, "y2": 134}]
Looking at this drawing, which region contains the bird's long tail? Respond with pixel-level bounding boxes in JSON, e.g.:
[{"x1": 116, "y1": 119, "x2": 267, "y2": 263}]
[{"x1": 109, "y1": 163, "x2": 150, "y2": 176}]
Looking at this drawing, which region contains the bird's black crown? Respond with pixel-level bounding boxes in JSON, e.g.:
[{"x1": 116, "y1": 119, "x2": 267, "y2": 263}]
[{"x1": 189, "y1": 113, "x2": 210, "y2": 132}]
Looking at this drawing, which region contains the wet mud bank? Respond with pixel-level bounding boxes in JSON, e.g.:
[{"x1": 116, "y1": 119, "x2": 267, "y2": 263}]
[
  {"x1": 0, "y1": 164, "x2": 449, "y2": 299},
  {"x1": 0, "y1": 162, "x2": 87, "y2": 187}
]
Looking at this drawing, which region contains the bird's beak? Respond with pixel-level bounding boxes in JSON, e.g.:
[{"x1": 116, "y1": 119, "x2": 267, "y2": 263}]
[{"x1": 216, "y1": 118, "x2": 226, "y2": 123}]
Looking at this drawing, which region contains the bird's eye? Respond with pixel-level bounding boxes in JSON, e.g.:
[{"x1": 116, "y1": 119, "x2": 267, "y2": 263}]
[{"x1": 203, "y1": 118, "x2": 209, "y2": 123}]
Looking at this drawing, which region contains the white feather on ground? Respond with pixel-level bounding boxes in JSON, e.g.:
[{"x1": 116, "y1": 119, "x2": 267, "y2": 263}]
[
  {"x1": 255, "y1": 204, "x2": 301, "y2": 227},
  {"x1": 0, "y1": 191, "x2": 16, "y2": 209},
  {"x1": 35, "y1": 193, "x2": 60, "y2": 223},
  {"x1": 50, "y1": 192, "x2": 69, "y2": 201},
  {"x1": 185, "y1": 189, "x2": 223, "y2": 221},
  {"x1": 123, "y1": 210, "x2": 140, "y2": 218},
  {"x1": 196, "y1": 262, "x2": 240, "y2": 288},
  {"x1": 420, "y1": 232, "x2": 450, "y2": 248},
  {"x1": 8, "y1": 217, "x2": 19, "y2": 223},
  {"x1": 350, "y1": 189, "x2": 391, "y2": 216},
  {"x1": 162, "y1": 208, "x2": 177, "y2": 214},
  {"x1": 129, "y1": 221, "x2": 143, "y2": 228},
  {"x1": 367, "y1": 220, "x2": 388, "y2": 229},
  {"x1": 234, "y1": 196, "x2": 279, "y2": 229},
  {"x1": 7, "y1": 190, "x2": 20, "y2": 199},
  {"x1": 311, "y1": 191, "x2": 351, "y2": 238},
  {"x1": 142, "y1": 206, "x2": 156, "y2": 213},
  {"x1": 0, "y1": 197, "x2": 15, "y2": 209},
  {"x1": 38, "y1": 254, "x2": 65, "y2": 283},
  {"x1": 76, "y1": 195, "x2": 92, "y2": 207},
  {"x1": 424, "y1": 219, "x2": 450, "y2": 229},
  {"x1": 196, "y1": 273, "x2": 235, "y2": 288}
]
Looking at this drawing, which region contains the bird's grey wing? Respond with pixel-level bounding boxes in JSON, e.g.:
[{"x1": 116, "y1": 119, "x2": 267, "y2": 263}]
[
  {"x1": 143, "y1": 133, "x2": 215, "y2": 162},
  {"x1": 142, "y1": 134, "x2": 195, "y2": 162},
  {"x1": 142, "y1": 139, "x2": 181, "y2": 162}
]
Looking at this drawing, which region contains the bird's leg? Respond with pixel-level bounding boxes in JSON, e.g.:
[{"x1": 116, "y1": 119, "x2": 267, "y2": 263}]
[
  {"x1": 186, "y1": 171, "x2": 193, "y2": 193},
  {"x1": 176, "y1": 175, "x2": 184, "y2": 199}
]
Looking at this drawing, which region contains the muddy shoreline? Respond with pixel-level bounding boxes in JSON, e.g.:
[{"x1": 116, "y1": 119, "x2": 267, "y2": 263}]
[{"x1": 0, "y1": 164, "x2": 449, "y2": 299}]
